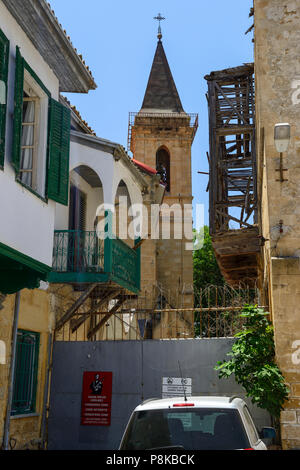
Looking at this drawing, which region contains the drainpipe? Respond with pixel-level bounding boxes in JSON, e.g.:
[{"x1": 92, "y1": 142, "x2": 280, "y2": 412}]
[
  {"x1": 2, "y1": 291, "x2": 21, "y2": 450},
  {"x1": 40, "y1": 332, "x2": 53, "y2": 449}
]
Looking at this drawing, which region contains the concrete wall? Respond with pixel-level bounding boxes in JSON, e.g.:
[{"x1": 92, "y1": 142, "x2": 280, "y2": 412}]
[
  {"x1": 47, "y1": 339, "x2": 272, "y2": 450},
  {"x1": 254, "y1": 0, "x2": 300, "y2": 449}
]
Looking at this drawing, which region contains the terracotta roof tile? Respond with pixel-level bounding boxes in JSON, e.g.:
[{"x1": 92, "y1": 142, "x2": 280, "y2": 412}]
[
  {"x1": 132, "y1": 159, "x2": 157, "y2": 175},
  {"x1": 60, "y1": 95, "x2": 96, "y2": 136}
]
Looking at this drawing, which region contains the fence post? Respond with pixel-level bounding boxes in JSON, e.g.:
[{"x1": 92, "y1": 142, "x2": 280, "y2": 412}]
[
  {"x1": 134, "y1": 237, "x2": 141, "y2": 292},
  {"x1": 104, "y1": 210, "x2": 113, "y2": 274}
]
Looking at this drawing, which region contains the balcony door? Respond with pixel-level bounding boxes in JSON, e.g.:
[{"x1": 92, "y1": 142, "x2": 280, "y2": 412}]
[{"x1": 68, "y1": 185, "x2": 86, "y2": 271}]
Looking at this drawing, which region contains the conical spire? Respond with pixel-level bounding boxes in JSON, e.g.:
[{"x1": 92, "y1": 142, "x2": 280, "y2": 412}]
[{"x1": 141, "y1": 39, "x2": 184, "y2": 113}]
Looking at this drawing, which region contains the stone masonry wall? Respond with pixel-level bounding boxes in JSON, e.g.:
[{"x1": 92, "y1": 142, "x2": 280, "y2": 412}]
[
  {"x1": 0, "y1": 289, "x2": 53, "y2": 449},
  {"x1": 132, "y1": 120, "x2": 195, "y2": 337},
  {"x1": 254, "y1": 0, "x2": 300, "y2": 449}
]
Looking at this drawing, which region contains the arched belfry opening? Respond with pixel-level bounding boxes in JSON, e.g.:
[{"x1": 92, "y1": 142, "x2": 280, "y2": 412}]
[{"x1": 156, "y1": 147, "x2": 170, "y2": 192}]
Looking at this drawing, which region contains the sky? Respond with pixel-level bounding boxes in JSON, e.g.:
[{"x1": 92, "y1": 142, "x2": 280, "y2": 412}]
[{"x1": 49, "y1": 0, "x2": 254, "y2": 227}]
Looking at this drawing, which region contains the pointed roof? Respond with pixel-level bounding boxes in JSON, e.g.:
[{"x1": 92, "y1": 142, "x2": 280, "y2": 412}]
[{"x1": 141, "y1": 39, "x2": 184, "y2": 113}]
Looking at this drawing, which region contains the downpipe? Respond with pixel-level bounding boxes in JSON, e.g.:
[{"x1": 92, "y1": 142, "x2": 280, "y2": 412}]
[
  {"x1": 40, "y1": 332, "x2": 54, "y2": 449},
  {"x1": 2, "y1": 291, "x2": 21, "y2": 450}
]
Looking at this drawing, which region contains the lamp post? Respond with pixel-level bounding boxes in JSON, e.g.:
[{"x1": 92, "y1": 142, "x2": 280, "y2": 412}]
[{"x1": 274, "y1": 123, "x2": 290, "y2": 182}]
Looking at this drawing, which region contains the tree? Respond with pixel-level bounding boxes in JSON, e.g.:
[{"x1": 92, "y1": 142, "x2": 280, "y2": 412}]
[
  {"x1": 193, "y1": 226, "x2": 224, "y2": 295},
  {"x1": 193, "y1": 226, "x2": 224, "y2": 337},
  {"x1": 215, "y1": 305, "x2": 290, "y2": 418}
]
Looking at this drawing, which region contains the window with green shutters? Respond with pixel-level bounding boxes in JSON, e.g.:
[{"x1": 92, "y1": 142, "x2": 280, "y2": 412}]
[
  {"x1": 12, "y1": 47, "x2": 24, "y2": 174},
  {"x1": 12, "y1": 47, "x2": 71, "y2": 205},
  {"x1": 11, "y1": 330, "x2": 40, "y2": 416},
  {"x1": 0, "y1": 29, "x2": 9, "y2": 169},
  {"x1": 47, "y1": 98, "x2": 71, "y2": 206}
]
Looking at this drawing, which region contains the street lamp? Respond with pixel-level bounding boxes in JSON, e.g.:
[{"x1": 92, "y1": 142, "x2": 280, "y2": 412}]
[
  {"x1": 274, "y1": 123, "x2": 290, "y2": 182},
  {"x1": 274, "y1": 123, "x2": 290, "y2": 152}
]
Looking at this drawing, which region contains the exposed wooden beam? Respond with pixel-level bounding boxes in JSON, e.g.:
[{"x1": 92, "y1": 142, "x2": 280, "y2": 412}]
[
  {"x1": 215, "y1": 209, "x2": 253, "y2": 229},
  {"x1": 216, "y1": 126, "x2": 253, "y2": 136},
  {"x1": 87, "y1": 297, "x2": 126, "y2": 340},
  {"x1": 70, "y1": 289, "x2": 122, "y2": 333},
  {"x1": 55, "y1": 283, "x2": 98, "y2": 331},
  {"x1": 215, "y1": 82, "x2": 248, "y2": 125}
]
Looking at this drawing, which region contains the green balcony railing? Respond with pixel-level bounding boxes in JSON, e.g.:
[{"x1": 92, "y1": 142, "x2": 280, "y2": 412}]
[
  {"x1": 50, "y1": 230, "x2": 140, "y2": 294},
  {"x1": 52, "y1": 230, "x2": 104, "y2": 274},
  {"x1": 105, "y1": 236, "x2": 141, "y2": 294}
]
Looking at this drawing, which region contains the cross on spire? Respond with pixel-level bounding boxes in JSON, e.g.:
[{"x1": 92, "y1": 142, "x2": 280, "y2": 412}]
[{"x1": 154, "y1": 13, "x2": 165, "y2": 40}]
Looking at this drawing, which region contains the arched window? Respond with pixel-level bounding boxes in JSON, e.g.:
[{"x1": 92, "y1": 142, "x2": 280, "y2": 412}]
[{"x1": 156, "y1": 147, "x2": 170, "y2": 192}]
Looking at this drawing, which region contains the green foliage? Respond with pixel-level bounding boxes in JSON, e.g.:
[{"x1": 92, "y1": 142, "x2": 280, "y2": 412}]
[
  {"x1": 215, "y1": 305, "x2": 290, "y2": 417},
  {"x1": 193, "y1": 226, "x2": 224, "y2": 295}
]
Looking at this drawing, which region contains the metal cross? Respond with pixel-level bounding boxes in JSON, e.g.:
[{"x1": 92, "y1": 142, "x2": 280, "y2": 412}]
[{"x1": 154, "y1": 13, "x2": 165, "y2": 38}]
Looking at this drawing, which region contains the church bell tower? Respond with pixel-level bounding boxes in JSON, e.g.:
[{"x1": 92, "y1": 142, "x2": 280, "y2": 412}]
[{"x1": 129, "y1": 17, "x2": 198, "y2": 327}]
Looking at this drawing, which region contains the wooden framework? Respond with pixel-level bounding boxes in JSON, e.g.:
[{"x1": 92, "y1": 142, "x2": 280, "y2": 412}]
[
  {"x1": 205, "y1": 64, "x2": 261, "y2": 287},
  {"x1": 54, "y1": 284, "x2": 266, "y2": 341}
]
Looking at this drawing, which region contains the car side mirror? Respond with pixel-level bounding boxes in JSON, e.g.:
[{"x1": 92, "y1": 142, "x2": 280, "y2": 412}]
[{"x1": 260, "y1": 427, "x2": 276, "y2": 440}]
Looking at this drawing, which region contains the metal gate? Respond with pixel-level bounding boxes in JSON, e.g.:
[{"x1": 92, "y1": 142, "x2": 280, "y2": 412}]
[{"x1": 47, "y1": 285, "x2": 271, "y2": 450}]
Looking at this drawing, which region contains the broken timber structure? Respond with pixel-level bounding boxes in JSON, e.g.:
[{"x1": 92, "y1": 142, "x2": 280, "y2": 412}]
[{"x1": 205, "y1": 64, "x2": 262, "y2": 287}]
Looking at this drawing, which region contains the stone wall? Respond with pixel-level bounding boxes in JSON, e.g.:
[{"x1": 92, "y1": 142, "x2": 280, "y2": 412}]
[
  {"x1": 0, "y1": 288, "x2": 53, "y2": 449},
  {"x1": 132, "y1": 118, "x2": 195, "y2": 337},
  {"x1": 254, "y1": 0, "x2": 300, "y2": 449}
]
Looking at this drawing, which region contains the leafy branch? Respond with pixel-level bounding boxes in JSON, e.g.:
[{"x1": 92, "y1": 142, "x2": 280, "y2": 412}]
[{"x1": 215, "y1": 305, "x2": 289, "y2": 418}]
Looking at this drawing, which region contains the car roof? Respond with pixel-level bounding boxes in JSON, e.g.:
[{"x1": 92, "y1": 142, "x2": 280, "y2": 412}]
[{"x1": 134, "y1": 396, "x2": 245, "y2": 411}]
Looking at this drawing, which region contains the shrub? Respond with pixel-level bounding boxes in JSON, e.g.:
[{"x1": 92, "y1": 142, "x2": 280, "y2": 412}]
[{"x1": 215, "y1": 305, "x2": 289, "y2": 418}]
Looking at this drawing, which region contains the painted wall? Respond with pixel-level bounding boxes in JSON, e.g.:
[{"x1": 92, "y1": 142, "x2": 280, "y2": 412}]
[
  {"x1": 0, "y1": 1, "x2": 59, "y2": 267},
  {"x1": 62, "y1": 139, "x2": 144, "y2": 242},
  {"x1": 47, "y1": 339, "x2": 272, "y2": 450}
]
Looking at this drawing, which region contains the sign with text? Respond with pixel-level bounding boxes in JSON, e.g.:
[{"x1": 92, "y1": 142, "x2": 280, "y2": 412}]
[
  {"x1": 162, "y1": 377, "x2": 192, "y2": 398},
  {"x1": 81, "y1": 371, "x2": 112, "y2": 426}
]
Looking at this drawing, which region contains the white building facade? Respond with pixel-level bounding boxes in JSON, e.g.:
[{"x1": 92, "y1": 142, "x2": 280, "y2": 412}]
[{"x1": 0, "y1": 0, "x2": 96, "y2": 294}]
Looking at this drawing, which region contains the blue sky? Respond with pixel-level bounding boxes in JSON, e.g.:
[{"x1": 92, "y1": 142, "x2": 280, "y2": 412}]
[{"x1": 49, "y1": 0, "x2": 254, "y2": 226}]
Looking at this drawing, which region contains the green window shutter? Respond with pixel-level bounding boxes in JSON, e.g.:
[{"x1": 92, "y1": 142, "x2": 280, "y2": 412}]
[
  {"x1": 0, "y1": 29, "x2": 9, "y2": 169},
  {"x1": 47, "y1": 98, "x2": 71, "y2": 206},
  {"x1": 11, "y1": 330, "x2": 40, "y2": 415},
  {"x1": 12, "y1": 47, "x2": 24, "y2": 173}
]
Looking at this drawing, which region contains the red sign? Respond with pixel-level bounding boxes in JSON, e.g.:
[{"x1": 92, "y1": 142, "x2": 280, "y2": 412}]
[{"x1": 81, "y1": 371, "x2": 113, "y2": 426}]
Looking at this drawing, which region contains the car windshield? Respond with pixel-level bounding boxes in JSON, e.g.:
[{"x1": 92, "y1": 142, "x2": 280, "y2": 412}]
[{"x1": 120, "y1": 407, "x2": 251, "y2": 450}]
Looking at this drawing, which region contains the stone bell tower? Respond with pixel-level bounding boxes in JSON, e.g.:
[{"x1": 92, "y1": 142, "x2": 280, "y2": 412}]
[{"x1": 129, "y1": 22, "x2": 198, "y2": 332}]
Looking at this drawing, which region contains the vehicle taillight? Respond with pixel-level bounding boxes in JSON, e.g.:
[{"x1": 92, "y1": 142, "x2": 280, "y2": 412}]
[
  {"x1": 173, "y1": 403, "x2": 194, "y2": 407},
  {"x1": 243, "y1": 448, "x2": 254, "y2": 450}
]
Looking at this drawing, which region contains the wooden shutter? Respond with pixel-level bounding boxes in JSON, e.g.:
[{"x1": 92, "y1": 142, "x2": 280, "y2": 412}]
[
  {"x1": 47, "y1": 98, "x2": 71, "y2": 205},
  {"x1": 12, "y1": 47, "x2": 24, "y2": 172},
  {"x1": 11, "y1": 330, "x2": 40, "y2": 415},
  {"x1": 69, "y1": 186, "x2": 86, "y2": 231},
  {"x1": 0, "y1": 30, "x2": 9, "y2": 169}
]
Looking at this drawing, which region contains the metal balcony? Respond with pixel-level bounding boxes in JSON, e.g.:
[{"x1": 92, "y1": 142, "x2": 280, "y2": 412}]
[{"x1": 49, "y1": 230, "x2": 140, "y2": 294}]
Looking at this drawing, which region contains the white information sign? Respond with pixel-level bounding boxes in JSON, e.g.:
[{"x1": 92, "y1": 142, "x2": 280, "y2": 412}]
[{"x1": 162, "y1": 377, "x2": 192, "y2": 398}]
